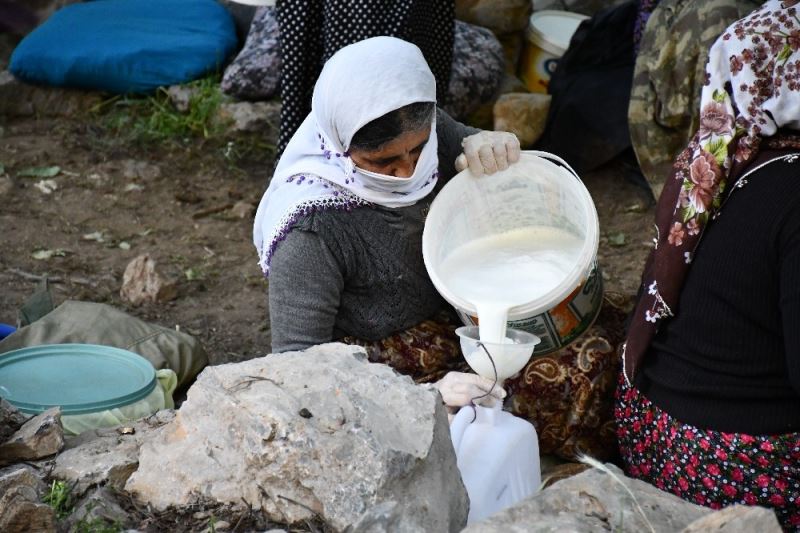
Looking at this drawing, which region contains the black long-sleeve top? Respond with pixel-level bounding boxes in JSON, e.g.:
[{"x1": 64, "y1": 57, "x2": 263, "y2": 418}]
[{"x1": 635, "y1": 149, "x2": 800, "y2": 435}]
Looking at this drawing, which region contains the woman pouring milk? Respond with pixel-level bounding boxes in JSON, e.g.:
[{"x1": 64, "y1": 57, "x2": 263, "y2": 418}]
[
  {"x1": 254, "y1": 37, "x2": 629, "y2": 455},
  {"x1": 254, "y1": 37, "x2": 518, "y2": 408}
]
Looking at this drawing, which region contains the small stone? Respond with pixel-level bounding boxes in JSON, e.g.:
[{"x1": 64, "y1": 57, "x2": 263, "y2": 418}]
[
  {"x1": 120, "y1": 254, "x2": 178, "y2": 306},
  {"x1": 218, "y1": 101, "x2": 280, "y2": 133},
  {"x1": 230, "y1": 201, "x2": 255, "y2": 220},
  {"x1": 0, "y1": 466, "x2": 55, "y2": 533},
  {"x1": 67, "y1": 486, "x2": 130, "y2": 530},
  {"x1": 53, "y1": 411, "x2": 175, "y2": 498},
  {"x1": 166, "y1": 84, "x2": 200, "y2": 113},
  {"x1": 493, "y1": 92, "x2": 551, "y2": 148},
  {"x1": 121, "y1": 160, "x2": 161, "y2": 181},
  {"x1": 211, "y1": 520, "x2": 230, "y2": 530},
  {"x1": 0, "y1": 407, "x2": 63, "y2": 465},
  {"x1": 0, "y1": 399, "x2": 29, "y2": 444},
  {"x1": 0, "y1": 175, "x2": 13, "y2": 197}
]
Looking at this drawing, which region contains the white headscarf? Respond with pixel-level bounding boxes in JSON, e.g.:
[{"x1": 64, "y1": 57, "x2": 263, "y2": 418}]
[{"x1": 253, "y1": 36, "x2": 439, "y2": 275}]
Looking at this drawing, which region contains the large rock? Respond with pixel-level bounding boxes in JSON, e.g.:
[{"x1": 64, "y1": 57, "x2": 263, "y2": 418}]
[
  {"x1": 463, "y1": 463, "x2": 711, "y2": 532},
  {"x1": 0, "y1": 465, "x2": 56, "y2": 533},
  {"x1": 455, "y1": 0, "x2": 531, "y2": 35},
  {"x1": 493, "y1": 92, "x2": 551, "y2": 148},
  {"x1": 0, "y1": 408, "x2": 63, "y2": 465},
  {"x1": 681, "y1": 505, "x2": 782, "y2": 533},
  {"x1": 126, "y1": 343, "x2": 468, "y2": 532},
  {"x1": 52, "y1": 410, "x2": 175, "y2": 498},
  {"x1": 119, "y1": 254, "x2": 178, "y2": 306}
]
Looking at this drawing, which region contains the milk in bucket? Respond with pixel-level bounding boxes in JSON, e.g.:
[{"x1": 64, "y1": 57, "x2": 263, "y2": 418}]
[
  {"x1": 423, "y1": 151, "x2": 602, "y2": 361},
  {"x1": 439, "y1": 226, "x2": 584, "y2": 345}
]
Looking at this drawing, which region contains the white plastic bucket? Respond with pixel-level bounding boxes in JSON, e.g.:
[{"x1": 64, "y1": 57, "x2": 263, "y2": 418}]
[
  {"x1": 518, "y1": 10, "x2": 588, "y2": 93},
  {"x1": 422, "y1": 151, "x2": 602, "y2": 356}
]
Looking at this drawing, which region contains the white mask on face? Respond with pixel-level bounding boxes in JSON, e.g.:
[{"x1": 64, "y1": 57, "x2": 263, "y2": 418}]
[{"x1": 349, "y1": 122, "x2": 439, "y2": 196}]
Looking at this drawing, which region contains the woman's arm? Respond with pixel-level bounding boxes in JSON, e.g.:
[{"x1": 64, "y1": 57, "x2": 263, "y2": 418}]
[
  {"x1": 436, "y1": 108, "x2": 521, "y2": 179},
  {"x1": 436, "y1": 108, "x2": 480, "y2": 181},
  {"x1": 268, "y1": 229, "x2": 344, "y2": 353}
]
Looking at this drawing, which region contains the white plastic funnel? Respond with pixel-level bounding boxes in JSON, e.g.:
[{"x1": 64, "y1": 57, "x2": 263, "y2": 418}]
[{"x1": 456, "y1": 326, "x2": 540, "y2": 382}]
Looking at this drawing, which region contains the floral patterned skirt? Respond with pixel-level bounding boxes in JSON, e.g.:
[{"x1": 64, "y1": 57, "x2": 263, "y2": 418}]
[
  {"x1": 343, "y1": 293, "x2": 631, "y2": 461},
  {"x1": 616, "y1": 376, "x2": 800, "y2": 531}
]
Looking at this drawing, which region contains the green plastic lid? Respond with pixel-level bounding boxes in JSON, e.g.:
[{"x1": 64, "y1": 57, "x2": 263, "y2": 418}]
[{"x1": 0, "y1": 344, "x2": 157, "y2": 415}]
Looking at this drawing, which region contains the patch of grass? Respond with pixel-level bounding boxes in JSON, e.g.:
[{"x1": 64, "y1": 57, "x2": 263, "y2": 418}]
[
  {"x1": 43, "y1": 480, "x2": 73, "y2": 519},
  {"x1": 88, "y1": 75, "x2": 277, "y2": 172},
  {"x1": 97, "y1": 75, "x2": 229, "y2": 145}
]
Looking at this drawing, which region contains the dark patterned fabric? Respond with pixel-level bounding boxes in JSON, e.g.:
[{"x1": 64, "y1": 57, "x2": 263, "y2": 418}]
[
  {"x1": 276, "y1": 0, "x2": 454, "y2": 156},
  {"x1": 221, "y1": 10, "x2": 503, "y2": 121},
  {"x1": 441, "y1": 20, "x2": 505, "y2": 120},
  {"x1": 221, "y1": 7, "x2": 281, "y2": 100},
  {"x1": 344, "y1": 293, "x2": 632, "y2": 461},
  {"x1": 617, "y1": 376, "x2": 800, "y2": 531}
]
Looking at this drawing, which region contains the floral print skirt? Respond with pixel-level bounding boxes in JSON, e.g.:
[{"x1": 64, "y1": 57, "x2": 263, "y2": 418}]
[
  {"x1": 616, "y1": 376, "x2": 800, "y2": 531},
  {"x1": 344, "y1": 293, "x2": 631, "y2": 461}
]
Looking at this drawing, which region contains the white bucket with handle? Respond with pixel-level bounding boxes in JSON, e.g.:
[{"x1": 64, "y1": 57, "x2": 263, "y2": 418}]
[{"x1": 422, "y1": 150, "x2": 602, "y2": 356}]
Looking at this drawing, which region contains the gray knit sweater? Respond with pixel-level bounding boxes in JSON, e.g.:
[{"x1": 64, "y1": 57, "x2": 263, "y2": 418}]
[{"x1": 269, "y1": 110, "x2": 477, "y2": 352}]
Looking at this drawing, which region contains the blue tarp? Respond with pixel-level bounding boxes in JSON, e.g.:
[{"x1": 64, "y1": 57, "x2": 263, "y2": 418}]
[{"x1": 9, "y1": 0, "x2": 238, "y2": 94}]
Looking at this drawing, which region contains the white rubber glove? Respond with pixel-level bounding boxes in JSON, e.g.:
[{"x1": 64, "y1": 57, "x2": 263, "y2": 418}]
[
  {"x1": 433, "y1": 371, "x2": 507, "y2": 409},
  {"x1": 454, "y1": 131, "x2": 521, "y2": 177}
]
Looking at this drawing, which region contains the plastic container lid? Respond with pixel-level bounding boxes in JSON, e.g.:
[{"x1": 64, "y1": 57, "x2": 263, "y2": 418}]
[
  {"x1": 527, "y1": 10, "x2": 589, "y2": 56},
  {"x1": 0, "y1": 344, "x2": 157, "y2": 415}
]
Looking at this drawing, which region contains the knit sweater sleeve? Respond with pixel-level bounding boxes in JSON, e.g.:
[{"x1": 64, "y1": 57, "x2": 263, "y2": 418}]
[
  {"x1": 436, "y1": 108, "x2": 480, "y2": 181},
  {"x1": 268, "y1": 228, "x2": 344, "y2": 353}
]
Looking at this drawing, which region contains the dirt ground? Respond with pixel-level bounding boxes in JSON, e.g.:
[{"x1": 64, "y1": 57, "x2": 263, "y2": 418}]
[{"x1": 0, "y1": 105, "x2": 655, "y2": 366}]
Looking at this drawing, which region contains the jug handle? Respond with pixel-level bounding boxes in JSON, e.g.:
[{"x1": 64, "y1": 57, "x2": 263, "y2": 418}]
[{"x1": 522, "y1": 150, "x2": 580, "y2": 182}]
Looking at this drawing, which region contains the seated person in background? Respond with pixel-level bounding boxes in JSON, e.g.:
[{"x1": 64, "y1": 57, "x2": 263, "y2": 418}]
[
  {"x1": 274, "y1": 0, "x2": 455, "y2": 156},
  {"x1": 618, "y1": 2, "x2": 800, "y2": 528},
  {"x1": 629, "y1": 0, "x2": 762, "y2": 199}
]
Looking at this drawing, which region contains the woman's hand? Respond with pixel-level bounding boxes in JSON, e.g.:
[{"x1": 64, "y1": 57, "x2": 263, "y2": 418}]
[
  {"x1": 433, "y1": 371, "x2": 506, "y2": 409},
  {"x1": 455, "y1": 131, "x2": 521, "y2": 176}
]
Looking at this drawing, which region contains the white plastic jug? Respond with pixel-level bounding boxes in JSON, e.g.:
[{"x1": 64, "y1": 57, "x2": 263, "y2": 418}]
[{"x1": 450, "y1": 403, "x2": 541, "y2": 523}]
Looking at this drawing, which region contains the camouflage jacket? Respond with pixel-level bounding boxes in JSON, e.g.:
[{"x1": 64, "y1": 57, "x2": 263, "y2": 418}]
[{"x1": 629, "y1": 0, "x2": 763, "y2": 198}]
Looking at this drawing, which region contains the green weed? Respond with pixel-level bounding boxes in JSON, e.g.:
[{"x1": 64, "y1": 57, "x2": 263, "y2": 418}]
[
  {"x1": 97, "y1": 75, "x2": 229, "y2": 145},
  {"x1": 43, "y1": 480, "x2": 73, "y2": 519}
]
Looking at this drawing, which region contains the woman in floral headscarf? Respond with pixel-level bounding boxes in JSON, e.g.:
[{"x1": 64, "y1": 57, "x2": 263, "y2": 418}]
[{"x1": 617, "y1": 1, "x2": 800, "y2": 528}]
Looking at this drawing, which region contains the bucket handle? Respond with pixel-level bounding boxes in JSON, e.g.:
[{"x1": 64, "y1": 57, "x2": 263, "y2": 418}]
[{"x1": 524, "y1": 150, "x2": 581, "y2": 182}]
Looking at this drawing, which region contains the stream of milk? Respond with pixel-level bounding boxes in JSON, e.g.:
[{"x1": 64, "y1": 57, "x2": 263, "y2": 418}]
[{"x1": 439, "y1": 226, "x2": 584, "y2": 345}]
